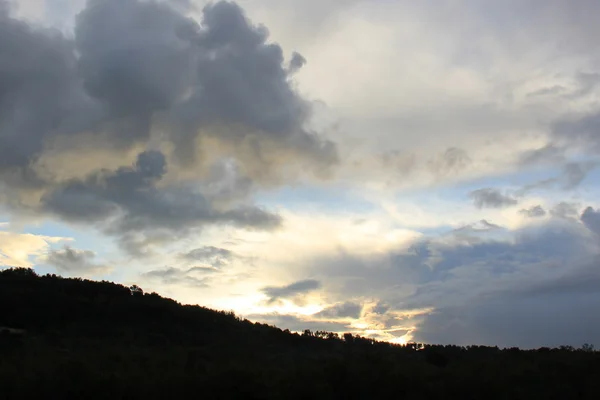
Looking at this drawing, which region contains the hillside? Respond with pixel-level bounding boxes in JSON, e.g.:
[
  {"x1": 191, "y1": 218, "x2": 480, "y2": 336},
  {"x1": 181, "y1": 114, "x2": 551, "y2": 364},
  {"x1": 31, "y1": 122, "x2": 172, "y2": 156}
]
[{"x1": 1, "y1": 267, "x2": 600, "y2": 399}]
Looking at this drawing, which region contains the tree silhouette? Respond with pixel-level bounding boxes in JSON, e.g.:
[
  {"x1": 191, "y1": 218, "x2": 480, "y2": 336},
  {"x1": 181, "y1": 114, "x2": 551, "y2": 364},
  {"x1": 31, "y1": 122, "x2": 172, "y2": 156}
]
[
  {"x1": 1, "y1": 267, "x2": 600, "y2": 399},
  {"x1": 129, "y1": 285, "x2": 144, "y2": 296}
]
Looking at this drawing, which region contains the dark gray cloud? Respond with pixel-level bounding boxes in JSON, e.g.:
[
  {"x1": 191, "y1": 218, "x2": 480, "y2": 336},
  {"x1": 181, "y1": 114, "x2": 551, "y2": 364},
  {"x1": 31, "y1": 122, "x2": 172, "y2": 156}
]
[
  {"x1": 72, "y1": 0, "x2": 336, "y2": 166},
  {"x1": 41, "y1": 150, "x2": 281, "y2": 254},
  {"x1": 416, "y1": 293, "x2": 600, "y2": 349},
  {"x1": 311, "y1": 216, "x2": 583, "y2": 303},
  {"x1": 0, "y1": 0, "x2": 336, "y2": 250},
  {"x1": 413, "y1": 239, "x2": 600, "y2": 348},
  {"x1": 519, "y1": 205, "x2": 547, "y2": 218},
  {"x1": 581, "y1": 207, "x2": 600, "y2": 235},
  {"x1": 262, "y1": 279, "x2": 321, "y2": 304},
  {"x1": 372, "y1": 301, "x2": 391, "y2": 315},
  {"x1": 302, "y1": 211, "x2": 600, "y2": 348},
  {"x1": 46, "y1": 245, "x2": 111, "y2": 276},
  {"x1": 0, "y1": 1, "x2": 8, "y2": 15},
  {"x1": 469, "y1": 188, "x2": 517, "y2": 209},
  {"x1": 0, "y1": 3, "x2": 95, "y2": 177},
  {"x1": 75, "y1": 0, "x2": 197, "y2": 122},
  {"x1": 42, "y1": 151, "x2": 279, "y2": 237},
  {"x1": 181, "y1": 246, "x2": 234, "y2": 263},
  {"x1": 315, "y1": 301, "x2": 362, "y2": 319},
  {"x1": 561, "y1": 162, "x2": 596, "y2": 189},
  {"x1": 167, "y1": 1, "x2": 337, "y2": 167},
  {"x1": 288, "y1": 51, "x2": 306, "y2": 74},
  {"x1": 568, "y1": 71, "x2": 600, "y2": 99},
  {"x1": 550, "y1": 202, "x2": 581, "y2": 219},
  {"x1": 522, "y1": 162, "x2": 598, "y2": 193},
  {"x1": 553, "y1": 111, "x2": 600, "y2": 153}
]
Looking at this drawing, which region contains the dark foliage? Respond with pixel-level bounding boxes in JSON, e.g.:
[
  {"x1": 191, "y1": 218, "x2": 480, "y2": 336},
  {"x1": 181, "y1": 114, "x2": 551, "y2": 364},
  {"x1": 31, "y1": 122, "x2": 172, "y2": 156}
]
[{"x1": 1, "y1": 268, "x2": 600, "y2": 399}]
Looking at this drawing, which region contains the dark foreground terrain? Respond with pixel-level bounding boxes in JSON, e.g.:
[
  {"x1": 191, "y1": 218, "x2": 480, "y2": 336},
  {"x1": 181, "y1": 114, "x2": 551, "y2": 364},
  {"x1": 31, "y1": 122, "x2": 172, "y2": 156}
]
[{"x1": 1, "y1": 267, "x2": 599, "y2": 399}]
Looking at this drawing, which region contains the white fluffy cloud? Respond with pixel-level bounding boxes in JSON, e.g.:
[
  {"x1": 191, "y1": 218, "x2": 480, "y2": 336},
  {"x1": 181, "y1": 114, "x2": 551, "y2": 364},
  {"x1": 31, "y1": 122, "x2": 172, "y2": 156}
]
[{"x1": 0, "y1": 226, "x2": 69, "y2": 268}]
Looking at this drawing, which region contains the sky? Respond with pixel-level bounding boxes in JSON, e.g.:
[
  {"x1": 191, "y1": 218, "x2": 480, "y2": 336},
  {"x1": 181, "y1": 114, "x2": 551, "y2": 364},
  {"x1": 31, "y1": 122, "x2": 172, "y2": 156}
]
[{"x1": 2, "y1": 0, "x2": 600, "y2": 349}]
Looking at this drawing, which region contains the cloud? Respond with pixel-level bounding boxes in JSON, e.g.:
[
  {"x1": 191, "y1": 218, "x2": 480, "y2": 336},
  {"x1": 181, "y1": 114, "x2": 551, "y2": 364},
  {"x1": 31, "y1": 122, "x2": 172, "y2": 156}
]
[
  {"x1": 5, "y1": 0, "x2": 600, "y2": 350},
  {"x1": 0, "y1": 2, "x2": 91, "y2": 177},
  {"x1": 70, "y1": 0, "x2": 336, "y2": 167},
  {"x1": 0, "y1": 228, "x2": 68, "y2": 268},
  {"x1": 315, "y1": 301, "x2": 362, "y2": 319},
  {"x1": 413, "y1": 216, "x2": 600, "y2": 347},
  {"x1": 180, "y1": 246, "x2": 235, "y2": 267},
  {"x1": 469, "y1": 188, "x2": 518, "y2": 209},
  {"x1": 519, "y1": 205, "x2": 547, "y2": 218},
  {"x1": 526, "y1": 85, "x2": 567, "y2": 98},
  {"x1": 412, "y1": 230, "x2": 600, "y2": 348},
  {"x1": 246, "y1": 299, "x2": 420, "y2": 341},
  {"x1": 551, "y1": 202, "x2": 581, "y2": 219},
  {"x1": 427, "y1": 148, "x2": 471, "y2": 179},
  {"x1": 561, "y1": 162, "x2": 596, "y2": 189},
  {"x1": 573, "y1": 71, "x2": 600, "y2": 96},
  {"x1": 142, "y1": 266, "x2": 211, "y2": 287},
  {"x1": 262, "y1": 279, "x2": 321, "y2": 304},
  {"x1": 380, "y1": 150, "x2": 417, "y2": 177},
  {"x1": 46, "y1": 245, "x2": 112, "y2": 276},
  {"x1": 518, "y1": 145, "x2": 566, "y2": 167},
  {"x1": 294, "y1": 210, "x2": 600, "y2": 347},
  {"x1": 372, "y1": 301, "x2": 391, "y2": 315},
  {"x1": 519, "y1": 162, "x2": 597, "y2": 194},
  {"x1": 415, "y1": 292, "x2": 600, "y2": 349},
  {"x1": 165, "y1": 0, "x2": 337, "y2": 168},
  {"x1": 0, "y1": 0, "x2": 335, "y2": 250},
  {"x1": 452, "y1": 219, "x2": 503, "y2": 235},
  {"x1": 201, "y1": 159, "x2": 254, "y2": 203},
  {"x1": 41, "y1": 150, "x2": 281, "y2": 255},
  {"x1": 246, "y1": 313, "x2": 350, "y2": 334},
  {"x1": 553, "y1": 111, "x2": 600, "y2": 154},
  {"x1": 244, "y1": 0, "x2": 600, "y2": 193},
  {"x1": 581, "y1": 207, "x2": 600, "y2": 235},
  {"x1": 287, "y1": 51, "x2": 306, "y2": 74}
]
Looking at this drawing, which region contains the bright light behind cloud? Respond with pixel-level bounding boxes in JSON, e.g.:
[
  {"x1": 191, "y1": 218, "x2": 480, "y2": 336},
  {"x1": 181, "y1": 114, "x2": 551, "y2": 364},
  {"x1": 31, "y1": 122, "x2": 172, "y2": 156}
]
[{"x1": 0, "y1": 226, "x2": 70, "y2": 268}]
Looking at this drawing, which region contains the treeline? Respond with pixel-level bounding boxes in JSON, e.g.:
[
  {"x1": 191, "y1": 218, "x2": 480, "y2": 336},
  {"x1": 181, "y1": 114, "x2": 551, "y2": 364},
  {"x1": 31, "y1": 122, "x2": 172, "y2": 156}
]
[{"x1": 1, "y1": 267, "x2": 599, "y2": 399}]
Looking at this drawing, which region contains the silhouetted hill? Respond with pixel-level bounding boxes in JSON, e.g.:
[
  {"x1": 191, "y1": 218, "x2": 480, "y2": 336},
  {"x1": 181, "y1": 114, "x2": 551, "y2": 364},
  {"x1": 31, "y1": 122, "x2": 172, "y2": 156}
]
[{"x1": 1, "y1": 267, "x2": 600, "y2": 399}]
